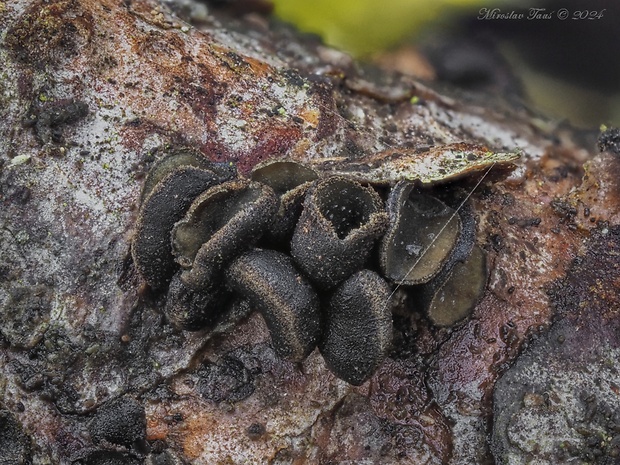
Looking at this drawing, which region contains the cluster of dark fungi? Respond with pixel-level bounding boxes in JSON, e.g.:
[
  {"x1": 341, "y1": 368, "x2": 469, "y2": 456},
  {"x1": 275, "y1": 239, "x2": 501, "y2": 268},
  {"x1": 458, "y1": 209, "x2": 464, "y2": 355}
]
[{"x1": 132, "y1": 149, "x2": 487, "y2": 385}]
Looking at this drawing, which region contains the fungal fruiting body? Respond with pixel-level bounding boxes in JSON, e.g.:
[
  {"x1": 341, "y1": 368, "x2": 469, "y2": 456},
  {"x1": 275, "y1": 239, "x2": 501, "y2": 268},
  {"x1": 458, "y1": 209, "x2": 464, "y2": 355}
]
[
  {"x1": 132, "y1": 166, "x2": 221, "y2": 290},
  {"x1": 226, "y1": 249, "x2": 321, "y2": 362},
  {"x1": 131, "y1": 147, "x2": 503, "y2": 384},
  {"x1": 320, "y1": 270, "x2": 392, "y2": 385},
  {"x1": 380, "y1": 181, "x2": 461, "y2": 285},
  {"x1": 290, "y1": 176, "x2": 389, "y2": 289}
]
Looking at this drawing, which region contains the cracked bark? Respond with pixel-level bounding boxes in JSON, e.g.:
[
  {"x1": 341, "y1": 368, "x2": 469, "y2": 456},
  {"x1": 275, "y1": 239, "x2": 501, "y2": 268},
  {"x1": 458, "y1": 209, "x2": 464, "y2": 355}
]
[{"x1": 1, "y1": 0, "x2": 619, "y2": 464}]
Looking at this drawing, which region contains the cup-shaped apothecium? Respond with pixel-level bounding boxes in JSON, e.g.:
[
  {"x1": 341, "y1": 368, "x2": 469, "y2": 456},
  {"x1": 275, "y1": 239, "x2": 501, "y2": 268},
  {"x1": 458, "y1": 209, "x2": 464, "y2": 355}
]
[
  {"x1": 291, "y1": 176, "x2": 389, "y2": 289},
  {"x1": 380, "y1": 181, "x2": 462, "y2": 285},
  {"x1": 251, "y1": 160, "x2": 318, "y2": 243},
  {"x1": 132, "y1": 166, "x2": 221, "y2": 290},
  {"x1": 172, "y1": 179, "x2": 278, "y2": 290},
  {"x1": 131, "y1": 146, "x2": 492, "y2": 386},
  {"x1": 132, "y1": 149, "x2": 236, "y2": 290}
]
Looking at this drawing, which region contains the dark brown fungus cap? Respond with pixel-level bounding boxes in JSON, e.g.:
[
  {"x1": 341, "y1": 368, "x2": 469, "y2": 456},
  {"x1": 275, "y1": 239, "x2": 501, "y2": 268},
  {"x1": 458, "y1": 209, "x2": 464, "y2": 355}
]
[
  {"x1": 164, "y1": 271, "x2": 230, "y2": 331},
  {"x1": 441, "y1": 192, "x2": 476, "y2": 265},
  {"x1": 414, "y1": 190, "x2": 483, "y2": 327},
  {"x1": 430, "y1": 189, "x2": 477, "y2": 273},
  {"x1": 132, "y1": 166, "x2": 220, "y2": 289},
  {"x1": 250, "y1": 160, "x2": 318, "y2": 193},
  {"x1": 140, "y1": 148, "x2": 236, "y2": 203},
  {"x1": 226, "y1": 249, "x2": 321, "y2": 363},
  {"x1": 88, "y1": 396, "x2": 145, "y2": 447},
  {"x1": 251, "y1": 160, "x2": 318, "y2": 242},
  {"x1": 82, "y1": 451, "x2": 140, "y2": 465},
  {"x1": 290, "y1": 176, "x2": 389, "y2": 289},
  {"x1": 421, "y1": 244, "x2": 488, "y2": 327},
  {"x1": 174, "y1": 180, "x2": 278, "y2": 290},
  {"x1": 379, "y1": 181, "x2": 461, "y2": 285},
  {"x1": 319, "y1": 270, "x2": 393, "y2": 385}
]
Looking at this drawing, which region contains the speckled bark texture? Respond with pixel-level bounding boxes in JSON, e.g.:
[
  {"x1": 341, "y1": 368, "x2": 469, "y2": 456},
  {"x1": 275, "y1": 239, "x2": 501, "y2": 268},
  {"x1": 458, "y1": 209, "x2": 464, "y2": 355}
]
[{"x1": 1, "y1": 0, "x2": 619, "y2": 464}]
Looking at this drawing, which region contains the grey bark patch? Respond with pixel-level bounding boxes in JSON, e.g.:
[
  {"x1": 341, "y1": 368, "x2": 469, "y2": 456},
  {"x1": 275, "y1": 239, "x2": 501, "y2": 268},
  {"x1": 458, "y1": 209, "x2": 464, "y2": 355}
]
[
  {"x1": 492, "y1": 226, "x2": 620, "y2": 465},
  {"x1": 79, "y1": 451, "x2": 141, "y2": 465},
  {"x1": 0, "y1": 409, "x2": 31, "y2": 465},
  {"x1": 0, "y1": 285, "x2": 52, "y2": 349},
  {"x1": 196, "y1": 355, "x2": 256, "y2": 403}
]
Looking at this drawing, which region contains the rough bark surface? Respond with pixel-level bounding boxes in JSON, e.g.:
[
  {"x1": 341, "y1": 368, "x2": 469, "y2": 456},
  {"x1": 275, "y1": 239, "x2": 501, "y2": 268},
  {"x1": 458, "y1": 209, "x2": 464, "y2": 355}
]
[{"x1": 1, "y1": 1, "x2": 619, "y2": 464}]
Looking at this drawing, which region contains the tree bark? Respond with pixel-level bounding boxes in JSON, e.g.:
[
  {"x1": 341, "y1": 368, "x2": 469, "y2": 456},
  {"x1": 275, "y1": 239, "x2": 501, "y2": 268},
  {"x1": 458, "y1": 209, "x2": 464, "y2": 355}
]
[{"x1": 1, "y1": 1, "x2": 619, "y2": 464}]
